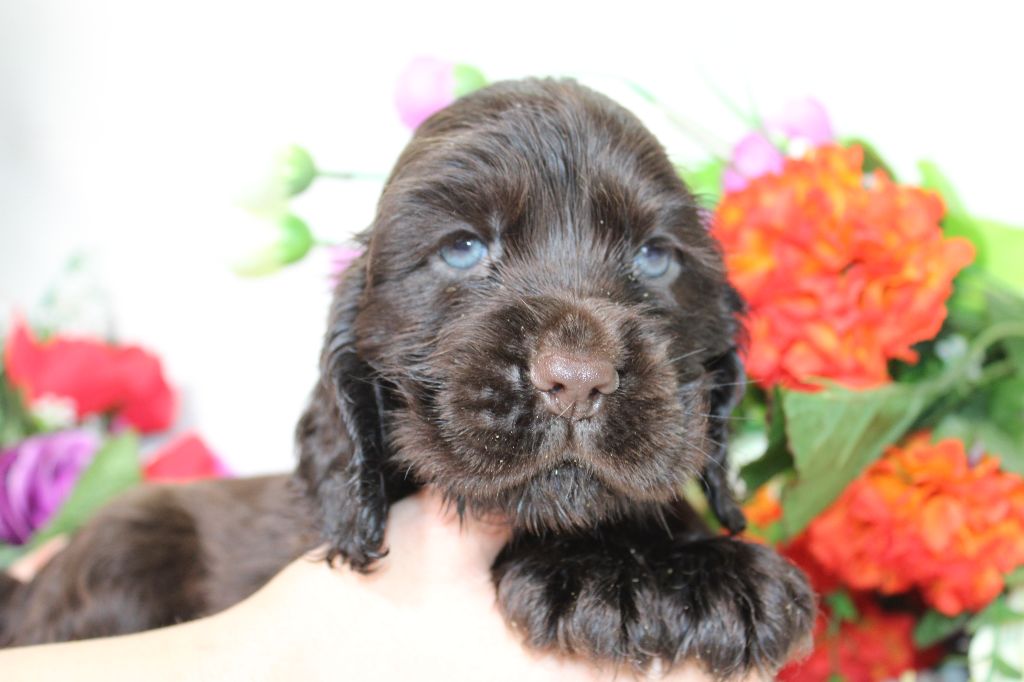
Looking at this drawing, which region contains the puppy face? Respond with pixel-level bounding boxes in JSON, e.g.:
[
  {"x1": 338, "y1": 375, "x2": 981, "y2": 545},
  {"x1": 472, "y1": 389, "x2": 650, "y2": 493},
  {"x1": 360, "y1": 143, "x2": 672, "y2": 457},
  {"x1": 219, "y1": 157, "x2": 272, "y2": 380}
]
[{"x1": 339, "y1": 80, "x2": 741, "y2": 534}]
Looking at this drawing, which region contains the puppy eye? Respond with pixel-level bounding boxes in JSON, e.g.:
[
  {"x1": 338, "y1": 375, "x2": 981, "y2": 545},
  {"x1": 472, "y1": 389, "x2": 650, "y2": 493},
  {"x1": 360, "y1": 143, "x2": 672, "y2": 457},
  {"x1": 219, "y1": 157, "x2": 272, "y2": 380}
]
[
  {"x1": 440, "y1": 235, "x2": 488, "y2": 270},
  {"x1": 633, "y1": 242, "x2": 673, "y2": 278}
]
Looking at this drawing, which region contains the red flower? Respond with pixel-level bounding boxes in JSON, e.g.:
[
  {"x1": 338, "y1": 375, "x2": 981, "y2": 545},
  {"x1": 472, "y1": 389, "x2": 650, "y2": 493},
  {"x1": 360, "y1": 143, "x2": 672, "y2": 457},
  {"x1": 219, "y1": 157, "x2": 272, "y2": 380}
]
[
  {"x1": 780, "y1": 600, "x2": 931, "y2": 682},
  {"x1": 143, "y1": 433, "x2": 229, "y2": 483},
  {"x1": 712, "y1": 145, "x2": 974, "y2": 390},
  {"x1": 804, "y1": 434, "x2": 1024, "y2": 615},
  {"x1": 4, "y1": 319, "x2": 175, "y2": 433}
]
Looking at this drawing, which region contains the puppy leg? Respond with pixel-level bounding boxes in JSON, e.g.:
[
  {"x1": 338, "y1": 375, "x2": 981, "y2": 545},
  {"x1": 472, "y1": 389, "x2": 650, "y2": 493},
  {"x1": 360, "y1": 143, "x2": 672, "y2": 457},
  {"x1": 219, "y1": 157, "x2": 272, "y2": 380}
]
[{"x1": 492, "y1": 505, "x2": 814, "y2": 678}]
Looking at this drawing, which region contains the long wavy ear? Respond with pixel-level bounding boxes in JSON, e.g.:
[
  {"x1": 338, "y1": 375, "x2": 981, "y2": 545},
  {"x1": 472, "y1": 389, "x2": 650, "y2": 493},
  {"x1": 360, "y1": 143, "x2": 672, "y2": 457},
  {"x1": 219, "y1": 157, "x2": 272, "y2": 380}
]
[
  {"x1": 294, "y1": 259, "x2": 392, "y2": 571},
  {"x1": 702, "y1": 284, "x2": 748, "y2": 534}
]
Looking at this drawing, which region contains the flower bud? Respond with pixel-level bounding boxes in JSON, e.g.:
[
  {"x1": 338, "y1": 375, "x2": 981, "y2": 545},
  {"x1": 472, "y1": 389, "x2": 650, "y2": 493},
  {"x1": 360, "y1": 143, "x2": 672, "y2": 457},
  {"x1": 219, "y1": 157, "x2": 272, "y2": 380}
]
[
  {"x1": 231, "y1": 213, "x2": 314, "y2": 277},
  {"x1": 273, "y1": 145, "x2": 317, "y2": 197}
]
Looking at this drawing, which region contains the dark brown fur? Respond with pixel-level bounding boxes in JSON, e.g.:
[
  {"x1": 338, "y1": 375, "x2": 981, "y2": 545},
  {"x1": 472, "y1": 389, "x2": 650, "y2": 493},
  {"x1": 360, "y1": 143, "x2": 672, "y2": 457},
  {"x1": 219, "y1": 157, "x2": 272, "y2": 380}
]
[
  {"x1": 0, "y1": 476, "x2": 317, "y2": 647},
  {"x1": 2, "y1": 79, "x2": 813, "y2": 677}
]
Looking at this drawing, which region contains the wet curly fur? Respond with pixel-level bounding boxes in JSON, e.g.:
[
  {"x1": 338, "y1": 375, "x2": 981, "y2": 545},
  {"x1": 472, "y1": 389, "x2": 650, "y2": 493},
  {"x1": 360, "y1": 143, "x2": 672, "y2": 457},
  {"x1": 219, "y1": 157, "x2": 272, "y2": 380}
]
[{"x1": 1, "y1": 78, "x2": 813, "y2": 676}]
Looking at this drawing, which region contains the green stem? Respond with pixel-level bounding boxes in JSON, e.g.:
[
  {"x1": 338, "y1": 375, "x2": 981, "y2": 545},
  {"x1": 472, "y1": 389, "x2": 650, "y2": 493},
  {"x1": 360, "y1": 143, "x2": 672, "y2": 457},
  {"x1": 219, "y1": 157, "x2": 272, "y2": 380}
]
[
  {"x1": 569, "y1": 72, "x2": 732, "y2": 159},
  {"x1": 927, "y1": 321, "x2": 1024, "y2": 395},
  {"x1": 965, "y1": 322, "x2": 1024, "y2": 369},
  {"x1": 316, "y1": 170, "x2": 388, "y2": 182}
]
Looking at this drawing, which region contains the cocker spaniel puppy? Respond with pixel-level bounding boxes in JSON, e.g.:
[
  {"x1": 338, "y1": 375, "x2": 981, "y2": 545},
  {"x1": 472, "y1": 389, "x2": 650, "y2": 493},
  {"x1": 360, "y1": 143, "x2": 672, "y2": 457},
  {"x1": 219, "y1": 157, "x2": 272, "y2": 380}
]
[{"x1": 1, "y1": 79, "x2": 813, "y2": 677}]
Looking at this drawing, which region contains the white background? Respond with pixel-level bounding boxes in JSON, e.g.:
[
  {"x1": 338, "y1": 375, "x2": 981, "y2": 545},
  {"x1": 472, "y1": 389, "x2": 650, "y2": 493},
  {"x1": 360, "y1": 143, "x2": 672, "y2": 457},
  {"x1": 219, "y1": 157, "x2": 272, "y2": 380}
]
[{"x1": 2, "y1": 1, "x2": 1022, "y2": 474}]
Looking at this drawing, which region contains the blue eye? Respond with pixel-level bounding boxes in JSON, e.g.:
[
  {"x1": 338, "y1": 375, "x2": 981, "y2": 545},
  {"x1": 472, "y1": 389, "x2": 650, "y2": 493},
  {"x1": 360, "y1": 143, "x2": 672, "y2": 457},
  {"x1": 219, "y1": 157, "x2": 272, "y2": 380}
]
[
  {"x1": 634, "y1": 242, "x2": 672, "y2": 278},
  {"x1": 440, "y1": 235, "x2": 488, "y2": 269}
]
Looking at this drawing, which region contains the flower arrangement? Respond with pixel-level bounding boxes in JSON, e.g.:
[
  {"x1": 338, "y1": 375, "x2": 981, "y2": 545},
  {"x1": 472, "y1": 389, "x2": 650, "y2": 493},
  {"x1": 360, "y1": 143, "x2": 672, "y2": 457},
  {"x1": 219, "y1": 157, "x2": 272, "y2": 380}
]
[
  {"x1": 239, "y1": 59, "x2": 1024, "y2": 680},
  {"x1": 0, "y1": 287, "x2": 229, "y2": 564}
]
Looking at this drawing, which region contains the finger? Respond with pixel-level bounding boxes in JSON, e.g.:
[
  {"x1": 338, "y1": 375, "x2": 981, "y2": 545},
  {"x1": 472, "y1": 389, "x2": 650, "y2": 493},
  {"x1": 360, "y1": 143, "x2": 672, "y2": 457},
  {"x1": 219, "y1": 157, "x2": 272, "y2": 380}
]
[
  {"x1": 370, "y1": 489, "x2": 511, "y2": 591},
  {"x1": 8, "y1": 535, "x2": 68, "y2": 582},
  {"x1": 415, "y1": 488, "x2": 511, "y2": 566}
]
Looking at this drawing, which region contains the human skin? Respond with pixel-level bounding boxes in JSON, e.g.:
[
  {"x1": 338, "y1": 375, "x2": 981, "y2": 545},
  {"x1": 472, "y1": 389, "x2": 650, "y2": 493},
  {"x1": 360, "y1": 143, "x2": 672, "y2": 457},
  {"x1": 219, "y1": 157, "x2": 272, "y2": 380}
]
[{"x1": 0, "y1": 491, "x2": 750, "y2": 681}]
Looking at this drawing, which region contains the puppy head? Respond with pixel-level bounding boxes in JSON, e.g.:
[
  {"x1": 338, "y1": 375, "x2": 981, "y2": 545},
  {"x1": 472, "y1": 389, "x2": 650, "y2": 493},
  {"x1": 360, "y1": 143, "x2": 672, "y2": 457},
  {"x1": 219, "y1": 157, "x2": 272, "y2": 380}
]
[{"x1": 298, "y1": 79, "x2": 745, "y2": 566}]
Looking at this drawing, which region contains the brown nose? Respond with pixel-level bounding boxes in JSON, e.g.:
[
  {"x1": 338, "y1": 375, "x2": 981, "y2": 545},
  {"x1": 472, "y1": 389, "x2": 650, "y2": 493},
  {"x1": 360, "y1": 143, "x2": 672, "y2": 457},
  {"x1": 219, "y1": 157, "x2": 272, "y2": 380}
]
[{"x1": 530, "y1": 352, "x2": 619, "y2": 419}]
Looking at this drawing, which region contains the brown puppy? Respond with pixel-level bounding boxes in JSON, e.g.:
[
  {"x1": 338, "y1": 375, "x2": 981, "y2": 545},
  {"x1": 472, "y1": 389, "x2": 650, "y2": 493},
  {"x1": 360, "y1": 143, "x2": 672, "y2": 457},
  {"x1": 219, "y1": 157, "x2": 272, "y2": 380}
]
[{"x1": 1, "y1": 79, "x2": 813, "y2": 677}]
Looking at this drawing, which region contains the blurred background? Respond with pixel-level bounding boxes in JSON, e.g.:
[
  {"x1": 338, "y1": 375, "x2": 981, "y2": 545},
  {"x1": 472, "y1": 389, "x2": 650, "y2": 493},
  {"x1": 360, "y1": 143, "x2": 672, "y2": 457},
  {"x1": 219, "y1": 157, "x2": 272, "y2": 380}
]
[{"x1": 2, "y1": 0, "x2": 1022, "y2": 475}]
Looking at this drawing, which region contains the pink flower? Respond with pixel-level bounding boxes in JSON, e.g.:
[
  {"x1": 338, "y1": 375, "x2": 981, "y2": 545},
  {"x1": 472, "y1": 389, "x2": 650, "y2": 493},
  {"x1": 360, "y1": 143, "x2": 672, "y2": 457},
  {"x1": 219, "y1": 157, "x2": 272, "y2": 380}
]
[
  {"x1": 394, "y1": 57, "x2": 486, "y2": 129},
  {"x1": 0, "y1": 430, "x2": 99, "y2": 545},
  {"x1": 724, "y1": 98, "x2": 835, "y2": 192},
  {"x1": 723, "y1": 133, "x2": 785, "y2": 192},
  {"x1": 768, "y1": 97, "x2": 835, "y2": 146},
  {"x1": 328, "y1": 246, "x2": 364, "y2": 287}
]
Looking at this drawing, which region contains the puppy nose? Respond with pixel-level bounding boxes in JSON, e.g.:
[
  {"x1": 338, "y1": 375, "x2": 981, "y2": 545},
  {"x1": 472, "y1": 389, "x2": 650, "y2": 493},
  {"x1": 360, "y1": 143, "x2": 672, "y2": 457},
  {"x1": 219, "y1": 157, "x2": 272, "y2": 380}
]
[{"x1": 530, "y1": 352, "x2": 619, "y2": 419}]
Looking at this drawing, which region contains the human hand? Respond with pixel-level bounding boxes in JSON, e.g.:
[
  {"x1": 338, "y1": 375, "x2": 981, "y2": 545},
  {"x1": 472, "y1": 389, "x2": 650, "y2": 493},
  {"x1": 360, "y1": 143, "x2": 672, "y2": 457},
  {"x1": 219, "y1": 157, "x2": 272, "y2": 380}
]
[{"x1": 251, "y1": 489, "x2": 754, "y2": 681}]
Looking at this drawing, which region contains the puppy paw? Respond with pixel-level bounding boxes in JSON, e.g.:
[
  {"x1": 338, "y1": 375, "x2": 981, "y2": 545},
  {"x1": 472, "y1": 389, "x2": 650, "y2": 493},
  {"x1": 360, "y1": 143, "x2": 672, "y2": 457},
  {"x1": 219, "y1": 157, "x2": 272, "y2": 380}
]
[{"x1": 493, "y1": 533, "x2": 814, "y2": 678}]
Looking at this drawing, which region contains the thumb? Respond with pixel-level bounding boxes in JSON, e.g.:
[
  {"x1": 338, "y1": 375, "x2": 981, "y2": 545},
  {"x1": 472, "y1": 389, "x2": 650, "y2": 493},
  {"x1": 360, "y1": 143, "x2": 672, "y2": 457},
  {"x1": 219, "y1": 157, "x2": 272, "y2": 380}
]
[{"x1": 386, "y1": 489, "x2": 511, "y2": 585}]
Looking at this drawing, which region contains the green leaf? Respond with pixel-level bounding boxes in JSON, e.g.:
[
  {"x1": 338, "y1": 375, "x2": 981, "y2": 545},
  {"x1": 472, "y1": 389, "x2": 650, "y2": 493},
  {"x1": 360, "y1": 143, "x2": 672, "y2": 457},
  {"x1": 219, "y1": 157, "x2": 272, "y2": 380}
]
[
  {"x1": 923, "y1": 166, "x2": 1024, "y2": 286},
  {"x1": 845, "y1": 137, "x2": 897, "y2": 179},
  {"x1": 977, "y1": 422, "x2": 1024, "y2": 476},
  {"x1": 970, "y1": 595, "x2": 1024, "y2": 633},
  {"x1": 969, "y1": 589, "x2": 1024, "y2": 682},
  {"x1": 825, "y1": 590, "x2": 859, "y2": 623},
  {"x1": 779, "y1": 380, "x2": 938, "y2": 536},
  {"x1": 28, "y1": 432, "x2": 141, "y2": 548},
  {"x1": 945, "y1": 214, "x2": 1024, "y2": 292},
  {"x1": 991, "y1": 378, "x2": 1024, "y2": 439},
  {"x1": 914, "y1": 609, "x2": 970, "y2": 647},
  {"x1": 0, "y1": 542, "x2": 29, "y2": 571},
  {"x1": 932, "y1": 382, "x2": 1024, "y2": 476},
  {"x1": 779, "y1": 320, "x2": 1024, "y2": 536},
  {"x1": 919, "y1": 160, "x2": 966, "y2": 214},
  {"x1": 919, "y1": 160, "x2": 1024, "y2": 291},
  {"x1": 0, "y1": 367, "x2": 35, "y2": 448},
  {"x1": 992, "y1": 656, "x2": 1024, "y2": 679},
  {"x1": 677, "y1": 159, "x2": 724, "y2": 208},
  {"x1": 740, "y1": 387, "x2": 794, "y2": 491}
]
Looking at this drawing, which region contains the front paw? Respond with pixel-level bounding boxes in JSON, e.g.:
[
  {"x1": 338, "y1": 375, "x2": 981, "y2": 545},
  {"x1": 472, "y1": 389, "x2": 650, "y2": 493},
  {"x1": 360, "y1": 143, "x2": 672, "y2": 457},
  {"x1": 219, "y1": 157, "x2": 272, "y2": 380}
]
[{"x1": 492, "y1": 534, "x2": 814, "y2": 678}]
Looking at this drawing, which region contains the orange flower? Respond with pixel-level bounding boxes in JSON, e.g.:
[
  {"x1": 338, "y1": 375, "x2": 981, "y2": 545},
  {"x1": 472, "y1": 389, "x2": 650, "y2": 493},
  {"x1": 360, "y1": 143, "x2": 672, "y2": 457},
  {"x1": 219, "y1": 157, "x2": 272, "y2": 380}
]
[
  {"x1": 742, "y1": 486, "x2": 839, "y2": 593},
  {"x1": 779, "y1": 600, "x2": 932, "y2": 682},
  {"x1": 804, "y1": 434, "x2": 1024, "y2": 615},
  {"x1": 712, "y1": 145, "x2": 974, "y2": 390},
  {"x1": 743, "y1": 484, "x2": 784, "y2": 529}
]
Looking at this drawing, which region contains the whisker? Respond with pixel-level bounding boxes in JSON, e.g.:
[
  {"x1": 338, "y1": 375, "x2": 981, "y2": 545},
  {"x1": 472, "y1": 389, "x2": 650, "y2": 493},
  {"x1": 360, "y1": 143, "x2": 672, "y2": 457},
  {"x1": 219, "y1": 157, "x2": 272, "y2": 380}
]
[
  {"x1": 667, "y1": 347, "x2": 707, "y2": 365},
  {"x1": 705, "y1": 380, "x2": 751, "y2": 389}
]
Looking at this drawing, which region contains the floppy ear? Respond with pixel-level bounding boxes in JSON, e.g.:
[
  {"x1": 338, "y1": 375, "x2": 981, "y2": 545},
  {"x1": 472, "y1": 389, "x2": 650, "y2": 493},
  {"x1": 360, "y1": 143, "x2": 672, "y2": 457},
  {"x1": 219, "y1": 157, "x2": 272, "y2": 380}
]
[
  {"x1": 702, "y1": 347, "x2": 747, "y2": 534},
  {"x1": 701, "y1": 283, "x2": 748, "y2": 534},
  {"x1": 294, "y1": 259, "x2": 392, "y2": 571}
]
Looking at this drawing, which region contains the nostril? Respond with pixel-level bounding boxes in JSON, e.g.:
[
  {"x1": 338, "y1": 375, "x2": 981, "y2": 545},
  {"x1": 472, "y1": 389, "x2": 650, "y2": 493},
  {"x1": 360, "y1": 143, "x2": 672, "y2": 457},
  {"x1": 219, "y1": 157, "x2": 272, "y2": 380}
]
[{"x1": 530, "y1": 351, "x2": 619, "y2": 418}]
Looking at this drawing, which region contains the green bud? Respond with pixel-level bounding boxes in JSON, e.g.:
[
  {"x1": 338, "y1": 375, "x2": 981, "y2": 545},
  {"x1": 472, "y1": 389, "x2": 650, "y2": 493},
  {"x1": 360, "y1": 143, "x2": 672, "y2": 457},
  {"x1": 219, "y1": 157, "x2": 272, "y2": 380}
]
[
  {"x1": 452, "y1": 63, "x2": 487, "y2": 98},
  {"x1": 232, "y1": 213, "x2": 315, "y2": 277},
  {"x1": 274, "y1": 145, "x2": 317, "y2": 197}
]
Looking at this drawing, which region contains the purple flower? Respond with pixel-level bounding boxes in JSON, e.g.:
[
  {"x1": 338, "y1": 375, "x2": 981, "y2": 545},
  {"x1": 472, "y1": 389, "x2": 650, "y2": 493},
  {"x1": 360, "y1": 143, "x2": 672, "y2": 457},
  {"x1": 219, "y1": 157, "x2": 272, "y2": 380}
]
[
  {"x1": 394, "y1": 57, "x2": 486, "y2": 129},
  {"x1": 723, "y1": 98, "x2": 835, "y2": 192},
  {"x1": 0, "y1": 430, "x2": 98, "y2": 545}
]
